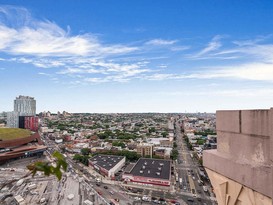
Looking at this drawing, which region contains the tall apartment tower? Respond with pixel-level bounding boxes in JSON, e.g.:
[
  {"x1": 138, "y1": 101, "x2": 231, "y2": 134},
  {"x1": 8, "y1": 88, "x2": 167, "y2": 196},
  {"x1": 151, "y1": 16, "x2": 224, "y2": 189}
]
[
  {"x1": 7, "y1": 96, "x2": 36, "y2": 128},
  {"x1": 14, "y1": 95, "x2": 36, "y2": 115}
]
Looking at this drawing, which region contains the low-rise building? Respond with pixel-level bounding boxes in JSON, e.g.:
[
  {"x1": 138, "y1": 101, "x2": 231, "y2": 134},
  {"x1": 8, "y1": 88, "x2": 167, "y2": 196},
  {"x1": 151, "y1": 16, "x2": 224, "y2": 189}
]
[
  {"x1": 89, "y1": 155, "x2": 125, "y2": 179},
  {"x1": 122, "y1": 158, "x2": 172, "y2": 190}
]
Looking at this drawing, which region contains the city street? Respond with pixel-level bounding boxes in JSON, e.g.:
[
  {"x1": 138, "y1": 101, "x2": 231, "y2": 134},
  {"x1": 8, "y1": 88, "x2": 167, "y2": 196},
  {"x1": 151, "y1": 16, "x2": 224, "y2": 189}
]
[{"x1": 174, "y1": 121, "x2": 214, "y2": 205}]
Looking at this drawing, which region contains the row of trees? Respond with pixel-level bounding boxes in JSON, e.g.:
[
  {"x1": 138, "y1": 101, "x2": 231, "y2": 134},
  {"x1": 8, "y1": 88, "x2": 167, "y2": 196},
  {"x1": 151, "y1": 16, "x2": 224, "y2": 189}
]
[
  {"x1": 99, "y1": 150, "x2": 141, "y2": 162},
  {"x1": 194, "y1": 129, "x2": 216, "y2": 136},
  {"x1": 73, "y1": 148, "x2": 91, "y2": 166},
  {"x1": 97, "y1": 130, "x2": 138, "y2": 140}
]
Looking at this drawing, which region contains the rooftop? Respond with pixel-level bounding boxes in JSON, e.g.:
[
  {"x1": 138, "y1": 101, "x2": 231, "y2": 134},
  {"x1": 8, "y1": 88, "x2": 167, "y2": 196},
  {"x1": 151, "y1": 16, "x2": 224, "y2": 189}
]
[
  {"x1": 89, "y1": 154, "x2": 125, "y2": 171},
  {"x1": 127, "y1": 158, "x2": 171, "y2": 180},
  {"x1": 0, "y1": 128, "x2": 32, "y2": 141}
]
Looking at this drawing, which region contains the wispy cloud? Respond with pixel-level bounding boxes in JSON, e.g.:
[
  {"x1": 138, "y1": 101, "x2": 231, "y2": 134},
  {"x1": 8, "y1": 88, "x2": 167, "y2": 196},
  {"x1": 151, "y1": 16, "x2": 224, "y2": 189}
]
[
  {"x1": 192, "y1": 35, "x2": 223, "y2": 58},
  {"x1": 145, "y1": 39, "x2": 177, "y2": 46},
  {"x1": 145, "y1": 62, "x2": 273, "y2": 82},
  {"x1": 0, "y1": 6, "x2": 138, "y2": 57}
]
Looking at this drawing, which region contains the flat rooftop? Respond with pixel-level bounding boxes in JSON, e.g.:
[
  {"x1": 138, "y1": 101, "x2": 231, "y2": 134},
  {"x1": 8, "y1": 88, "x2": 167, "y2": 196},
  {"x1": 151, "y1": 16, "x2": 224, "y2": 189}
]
[
  {"x1": 127, "y1": 158, "x2": 171, "y2": 180},
  {"x1": 89, "y1": 155, "x2": 125, "y2": 171}
]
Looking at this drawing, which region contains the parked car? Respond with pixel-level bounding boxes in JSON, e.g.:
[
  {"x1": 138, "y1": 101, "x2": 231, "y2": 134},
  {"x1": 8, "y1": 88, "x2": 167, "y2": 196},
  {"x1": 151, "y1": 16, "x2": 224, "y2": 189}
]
[
  {"x1": 187, "y1": 198, "x2": 194, "y2": 202},
  {"x1": 134, "y1": 197, "x2": 141, "y2": 201}
]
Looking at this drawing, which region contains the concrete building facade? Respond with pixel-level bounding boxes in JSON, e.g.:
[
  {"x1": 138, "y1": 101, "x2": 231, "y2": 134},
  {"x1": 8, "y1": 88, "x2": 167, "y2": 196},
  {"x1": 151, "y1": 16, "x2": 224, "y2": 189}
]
[
  {"x1": 7, "y1": 111, "x2": 20, "y2": 128},
  {"x1": 203, "y1": 109, "x2": 273, "y2": 205},
  {"x1": 14, "y1": 95, "x2": 36, "y2": 115}
]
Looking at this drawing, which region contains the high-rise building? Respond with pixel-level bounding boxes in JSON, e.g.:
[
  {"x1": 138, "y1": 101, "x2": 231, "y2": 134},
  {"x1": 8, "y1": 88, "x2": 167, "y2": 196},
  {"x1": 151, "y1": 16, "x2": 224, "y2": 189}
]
[
  {"x1": 14, "y1": 95, "x2": 36, "y2": 115},
  {"x1": 7, "y1": 96, "x2": 36, "y2": 128},
  {"x1": 7, "y1": 111, "x2": 20, "y2": 128}
]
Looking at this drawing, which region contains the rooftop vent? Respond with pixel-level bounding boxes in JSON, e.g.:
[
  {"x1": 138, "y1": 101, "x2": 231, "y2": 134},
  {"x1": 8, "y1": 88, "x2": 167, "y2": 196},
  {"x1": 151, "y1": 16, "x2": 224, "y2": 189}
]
[
  {"x1": 144, "y1": 161, "x2": 147, "y2": 165},
  {"x1": 109, "y1": 164, "x2": 112, "y2": 166},
  {"x1": 159, "y1": 163, "x2": 164, "y2": 166},
  {"x1": 140, "y1": 170, "x2": 143, "y2": 173},
  {"x1": 142, "y1": 166, "x2": 146, "y2": 169},
  {"x1": 158, "y1": 167, "x2": 162, "y2": 171},
  {"x1": 152, "y1": 161, "x2": 155, "y2": 164},
  {"x1": 156, "y1": 172, "x2": 160, "y2": 175},
  {"x1": 148, "y1": 170, "x2": 150, "y2": 174}
]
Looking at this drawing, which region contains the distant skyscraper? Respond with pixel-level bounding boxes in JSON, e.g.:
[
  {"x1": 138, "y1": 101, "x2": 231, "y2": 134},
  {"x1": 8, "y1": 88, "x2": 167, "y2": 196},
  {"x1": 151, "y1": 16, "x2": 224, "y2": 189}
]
[
  {"x1": 7, "y1": 95, "x2": 36, "y2": 128},
  {"x1": 14, "y1": 95, "x2": 36, "y2": 115}
]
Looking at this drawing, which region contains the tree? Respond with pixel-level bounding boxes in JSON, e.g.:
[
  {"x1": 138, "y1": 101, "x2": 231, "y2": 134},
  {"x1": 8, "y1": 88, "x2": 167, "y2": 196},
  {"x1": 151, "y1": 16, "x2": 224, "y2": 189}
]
[
  {"x1": 73, "y1": 154, "x2": 90, "y2": 166},
  {"x1": 148, "y1": 127, "x2": 156, "y2": 133},
  {"x1": 170, "y1": 150, "x2": 179, "y2": 160},
  {"x1": 73, "y1": 154, "x2": 82, "y2": 161},
  {"x1": 81, "y1": 148, "x2": 90, "y2": 156},
  {"x1": 112, "y1": 141, "x2": 126, "y2": 148},
  {"x1": 173, "y1": 142, "x2": 177, "y2": 148},
  {"x1": 197, "y1": 139, "x2": 205, "y2": 145},
  {"x1": 161, "y1": 132, "x2": 168, "y2": 138}
]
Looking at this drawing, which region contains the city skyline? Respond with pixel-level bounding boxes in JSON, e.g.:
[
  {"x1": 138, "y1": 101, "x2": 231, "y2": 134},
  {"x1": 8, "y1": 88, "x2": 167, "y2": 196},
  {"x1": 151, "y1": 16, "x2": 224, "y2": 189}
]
[{"x1": 1, "y1": 1, "x2": 273, "y2": 113}]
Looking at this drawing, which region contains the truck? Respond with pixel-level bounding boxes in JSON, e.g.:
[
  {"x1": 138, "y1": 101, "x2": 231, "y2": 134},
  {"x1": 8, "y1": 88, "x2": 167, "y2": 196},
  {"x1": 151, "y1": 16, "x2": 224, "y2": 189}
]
[{"x1": 27, "y1": 184, "x2": 37, "y2": 190}]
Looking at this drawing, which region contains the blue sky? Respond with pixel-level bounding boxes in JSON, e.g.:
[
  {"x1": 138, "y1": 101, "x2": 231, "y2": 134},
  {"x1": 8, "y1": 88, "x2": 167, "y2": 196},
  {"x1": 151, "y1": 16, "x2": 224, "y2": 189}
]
[{"x1": 1, "y1": 1, "x2": 273, "y2": 113}]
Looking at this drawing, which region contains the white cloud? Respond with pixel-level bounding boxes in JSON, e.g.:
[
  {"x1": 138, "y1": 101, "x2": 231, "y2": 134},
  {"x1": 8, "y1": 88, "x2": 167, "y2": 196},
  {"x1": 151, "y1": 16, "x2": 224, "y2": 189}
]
[
  {"x1": 161, "y1": 88, "x2": 273, "y2": 98},
  {"x1": 0, "y1": 6, "x2": 138, "y2": 57},
  {"x1": 207, "y1": 63, "x2": 273, "y2": 81},
  {"x1": 195, "y1": 35, "x2": 222, "y2": 57},
  {"x1": 145, "y1": 39, "x2": 177, "y2": 46},
  {"x1": 144, "y1": 62, "x2": 273, "y2": 82}
]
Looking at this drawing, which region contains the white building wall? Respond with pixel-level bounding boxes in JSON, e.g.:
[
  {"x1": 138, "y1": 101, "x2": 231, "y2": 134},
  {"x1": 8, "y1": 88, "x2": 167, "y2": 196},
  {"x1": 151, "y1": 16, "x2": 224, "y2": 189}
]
[{"x1": 108, "y1": 157, "x2": 126, "y2": 178}]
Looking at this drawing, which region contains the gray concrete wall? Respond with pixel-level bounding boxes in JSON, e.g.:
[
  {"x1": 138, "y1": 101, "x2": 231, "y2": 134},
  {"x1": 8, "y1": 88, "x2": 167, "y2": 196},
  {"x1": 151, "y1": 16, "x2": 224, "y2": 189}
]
[{"x1": 204, "y1": 109, "x2": 273, "y2": 200}]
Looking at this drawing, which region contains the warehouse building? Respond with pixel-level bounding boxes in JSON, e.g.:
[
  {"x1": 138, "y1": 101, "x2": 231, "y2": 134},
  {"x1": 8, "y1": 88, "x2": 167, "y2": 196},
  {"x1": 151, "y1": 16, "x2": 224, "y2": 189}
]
[
  {"x1": 122, "y1": 158, "x2": 172, "y2": 190},
  {"x1": 89, "y1": 155, "x2": 125, "y2": 179}
]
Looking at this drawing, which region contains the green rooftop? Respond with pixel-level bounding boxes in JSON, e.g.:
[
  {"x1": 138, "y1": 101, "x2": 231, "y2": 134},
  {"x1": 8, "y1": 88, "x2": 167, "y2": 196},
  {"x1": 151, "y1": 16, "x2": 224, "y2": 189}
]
[{"x1": 0, "y1": 128, "x2": 32, "y2": 141}]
